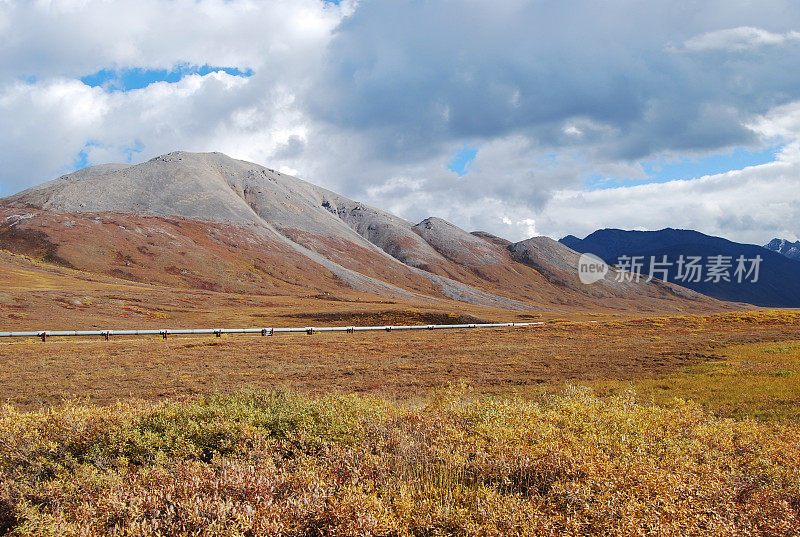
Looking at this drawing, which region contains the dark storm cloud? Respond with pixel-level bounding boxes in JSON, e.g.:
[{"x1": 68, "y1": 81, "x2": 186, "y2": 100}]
[{"x1": 308, "y1": 0, "x2": 800, "y2": 168}]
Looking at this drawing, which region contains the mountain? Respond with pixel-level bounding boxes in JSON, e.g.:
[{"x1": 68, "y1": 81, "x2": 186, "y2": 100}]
[
  {"x1": 0, "y1": 152, "x2": 722, "y2": 314},
  {"x1": 764, "y1": 238, "x2": 800, "y2": 262},
  {"x1": 561, "y1": 229, "x2": 800, "y2": 307}
]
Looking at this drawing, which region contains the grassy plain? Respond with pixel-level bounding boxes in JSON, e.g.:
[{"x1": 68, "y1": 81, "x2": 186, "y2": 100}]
[
  {"x1": 0, "y1": 311, "x2": 796, "y2": 409},
  {"x1": 592, "y1": 338, "x2": 800, "y2": 422}
]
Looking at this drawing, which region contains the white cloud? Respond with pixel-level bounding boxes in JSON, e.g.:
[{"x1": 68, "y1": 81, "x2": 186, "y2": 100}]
[
  {"x1": 314, "y1": 98, "x2": 800, "y2": 245},
  {"x1": 0, "y1": 72, "x2": 262, "y2": 192},
  {"x1": 530, "y1": 101, "x2": 800, "y2": 244},
  {"x1": 0, "y1": 0, "x2": 344, "y2": 194},
  {"x1": 533, "y1": 158, "x2": 800, "y2": 244},
  {"x1": 0, "y1": 0, "x2": 344, "y2": 82},
  {"x1": 684, "y1": 26, "x2": 800, "y2": 52}
]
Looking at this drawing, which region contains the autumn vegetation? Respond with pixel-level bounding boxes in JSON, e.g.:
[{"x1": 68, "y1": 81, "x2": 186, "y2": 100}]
[{"x1": 1, "y1": 385, "x2": 798, "y2": 536}]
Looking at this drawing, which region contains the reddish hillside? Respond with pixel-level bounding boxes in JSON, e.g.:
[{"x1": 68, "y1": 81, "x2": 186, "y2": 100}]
[{"x1": 1, "y1": 151, "x2": 727, "y2": 313}]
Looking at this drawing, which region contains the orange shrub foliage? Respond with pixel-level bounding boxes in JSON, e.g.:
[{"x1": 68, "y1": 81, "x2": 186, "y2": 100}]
[{"x1": 0, "y1": 387, "x2": 798, "y2": 536}]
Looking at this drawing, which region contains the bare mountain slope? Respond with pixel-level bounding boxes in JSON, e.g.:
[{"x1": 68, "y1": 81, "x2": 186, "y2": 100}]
[
  {"x1": 509, "y1": 237, "x2": 706, "y2": 310},
  {"x1": 413, "y1": 218, "x2": 506, "y2": 266},
  {"x1": 2, "y1": 151, "x2": 724, "y2": 313}
]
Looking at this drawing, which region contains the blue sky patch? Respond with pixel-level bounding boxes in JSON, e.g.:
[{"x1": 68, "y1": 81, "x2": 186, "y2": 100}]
[
  {"x1": 448, "y1": 146, "x2": 478, "y2": 176},
  {"x1": 71, "y1": 141, "x2": 144, "y2": 171},
  {"x1": 584, "y1": 145, "x2": 780, "y2": 190},
  {"x1": 81, "y1": 64, "x2": 253, "y2": 92},
  {"x1": 122, "y1": 142, "x2": 145, "y2": 163},
  {"x1": 72, "y1": 141, "x2": 101, "y2": 169}
]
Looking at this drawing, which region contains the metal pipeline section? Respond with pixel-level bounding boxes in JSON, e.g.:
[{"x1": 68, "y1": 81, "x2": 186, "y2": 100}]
[{"x1": 0, "y1": 322, "x2": 542, "y2": 341}]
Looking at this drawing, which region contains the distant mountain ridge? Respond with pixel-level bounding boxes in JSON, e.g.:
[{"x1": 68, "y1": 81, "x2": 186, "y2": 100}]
[
  {"x1": 764, "y1": 238, "x2": 800, "y2": 261},
  {"x1": 561, "y1": 228, "x2": 800, "y2": 307},
  {"x1": 0, "y1": 151, "x2": 721, "y2": 314}
]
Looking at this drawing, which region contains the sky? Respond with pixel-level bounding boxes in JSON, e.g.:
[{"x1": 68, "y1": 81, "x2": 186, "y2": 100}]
[{"x1": 1, "y1": 1, "x2": 800, "y2": 245}]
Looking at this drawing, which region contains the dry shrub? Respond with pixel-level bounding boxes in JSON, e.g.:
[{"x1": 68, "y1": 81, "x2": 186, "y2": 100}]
[{"x1": 0, "y1": 387, "x2": 798, "y2": 536}]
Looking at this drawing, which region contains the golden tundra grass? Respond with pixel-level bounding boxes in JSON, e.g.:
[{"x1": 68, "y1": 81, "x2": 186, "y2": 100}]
[
  {"x1": 1, "y1": 386, "x2": 798, "y2": 536},
  {"x1": 5, "y1": 310, "x2": 800, "y2": 411},
  {"x1": 592, "y1": 339, "x2": 800, "y2": 422}
]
